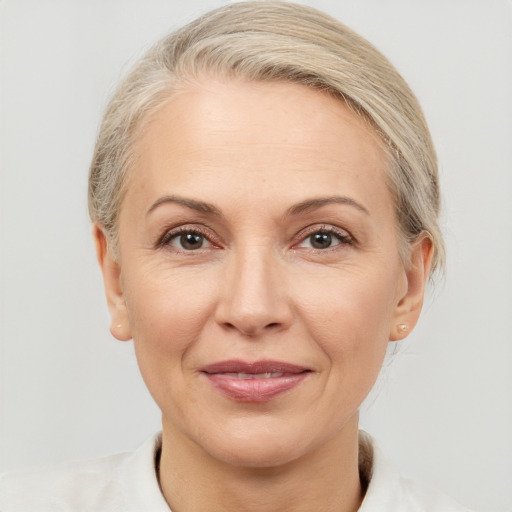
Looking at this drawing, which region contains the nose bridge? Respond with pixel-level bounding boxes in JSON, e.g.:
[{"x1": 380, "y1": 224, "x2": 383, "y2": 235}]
[{"x1": 216, "y1": 240, "x2": 291, "y2": 336}]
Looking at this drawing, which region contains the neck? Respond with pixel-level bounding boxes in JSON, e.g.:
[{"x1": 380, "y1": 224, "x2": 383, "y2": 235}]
[{"x1": 158, "y1": 416, "x2": 363, "y2": 512}]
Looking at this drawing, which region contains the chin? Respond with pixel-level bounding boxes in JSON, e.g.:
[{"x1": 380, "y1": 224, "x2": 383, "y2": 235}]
[
  {"x1": 214, "y1": 438, "x2": 304, "y2": 469},
  {"x1": 198, "y1": 420, "x2": 321, "y2": 469}
]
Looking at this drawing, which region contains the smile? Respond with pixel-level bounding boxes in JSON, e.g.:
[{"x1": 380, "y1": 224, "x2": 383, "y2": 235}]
[
  {"x1": 217, "y1": 372, "x2": 285, "y2": 379},
  {"x1": 200, "y1": 360, "x2": 311, "y2": 402}
]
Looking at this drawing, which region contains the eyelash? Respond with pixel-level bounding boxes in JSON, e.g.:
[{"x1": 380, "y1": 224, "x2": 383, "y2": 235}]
[
  {"x1": 156, "y1": 225, "x2": 218, "y2": 252},
  {"x1": 294, "y1": 225, "x2": 354, "y2": 250},
  {"x1": 156, "y1": 224, "x2": 354, "y2": 252}
]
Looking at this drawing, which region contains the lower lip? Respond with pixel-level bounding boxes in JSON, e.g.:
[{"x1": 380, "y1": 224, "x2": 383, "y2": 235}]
[{"x1": 203, "y1": 373, "x2": 309, "y2": 402}]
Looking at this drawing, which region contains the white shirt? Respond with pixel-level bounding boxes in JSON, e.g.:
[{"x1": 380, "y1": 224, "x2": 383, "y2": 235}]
[{"x1": 0, "y1": 432, "x2": 472, "y2": 511}]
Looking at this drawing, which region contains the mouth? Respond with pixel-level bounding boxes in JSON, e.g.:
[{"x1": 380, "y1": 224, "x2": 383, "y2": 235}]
[{"x1": 200, "y1": 360, "x2": 311, "y2": 403}]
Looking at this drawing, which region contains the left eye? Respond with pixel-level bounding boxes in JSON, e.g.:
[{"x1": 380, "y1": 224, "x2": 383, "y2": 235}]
[
  {"x1": 297, "y1": 230, "x2": 349, "y2": 250},
  {"x1": 168, "y1": 231, "x2": 212, "y2": 251}
]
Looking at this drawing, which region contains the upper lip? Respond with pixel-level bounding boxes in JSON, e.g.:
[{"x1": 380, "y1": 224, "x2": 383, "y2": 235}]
[{"x1": 200, "y1": 360, "x2": 310, "y2": 375}]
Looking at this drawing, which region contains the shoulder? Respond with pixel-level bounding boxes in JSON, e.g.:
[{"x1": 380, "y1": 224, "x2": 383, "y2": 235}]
[
  {"x1": 398, "y1": 476, "x2": 473, "y2": 512},
  {"x1": 0, "y1": 452, "x2": 127, "y2": 512},
  {"x1": 358, "y1": 431, "x2": 475, "y2": 512},
  {"x1": 0, "y1": 433, "x2": 169, "y2": 512}
]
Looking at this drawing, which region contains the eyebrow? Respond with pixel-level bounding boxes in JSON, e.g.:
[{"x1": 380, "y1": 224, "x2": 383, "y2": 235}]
[
  {"x1": 146, "y1": 194, "x2": 369, "y2": 218},
  {"x1": 147, "y1": 195, "x2": 222, "y2": 216},
  {"x1": 286, "y1": 196, "x2": 370, "y2": 216}
]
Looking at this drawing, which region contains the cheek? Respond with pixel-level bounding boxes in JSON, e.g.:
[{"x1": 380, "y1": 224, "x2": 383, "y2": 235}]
[
  {"x1": 122, "y1": 266, "x2": 217, "y2": 363},
  {"x1": 296, "y1": 265, "x2": 399, "y2": 341},
  {"x1": 121, "y1": 268, "x2": 219, "y2": 415},
  {"x1": 294, "y1": 265, "x2": 400, "y2": 392}
]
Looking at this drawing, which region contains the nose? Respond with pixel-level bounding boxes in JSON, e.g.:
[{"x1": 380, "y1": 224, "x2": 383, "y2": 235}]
[{"x1": 215, "y1": 245, "x2": 294, "y2": 337}]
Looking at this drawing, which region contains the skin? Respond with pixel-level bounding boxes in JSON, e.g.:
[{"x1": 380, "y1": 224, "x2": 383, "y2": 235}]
[{"x1": 95, "y1": 78, "x2": 432, "y2": 512}]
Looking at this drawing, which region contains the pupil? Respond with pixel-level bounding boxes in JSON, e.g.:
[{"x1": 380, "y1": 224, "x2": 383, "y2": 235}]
[
  {"x1": 181, "y1": 233, "x2": 203, "y2": 250},
  {"x1": 312, "y1": 232, "x2": 331, "y2": 249}
]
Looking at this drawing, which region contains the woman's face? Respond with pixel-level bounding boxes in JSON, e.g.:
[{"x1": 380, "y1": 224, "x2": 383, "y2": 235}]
[{"x1": 97, "y1": 78, "x2": 429, "y2": 467}]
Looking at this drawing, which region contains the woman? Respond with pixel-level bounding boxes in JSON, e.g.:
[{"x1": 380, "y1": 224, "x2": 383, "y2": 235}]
[{"x1": 0, "y1": 2, "x2": 474, "y2": 510}]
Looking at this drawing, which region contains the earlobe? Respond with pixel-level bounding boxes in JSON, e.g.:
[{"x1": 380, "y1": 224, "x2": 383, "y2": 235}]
[
  {"x1": 390, "y1": 234, "x2": 434, "y2": 341},
  {"x1": 93, "y1": 224, "x2": 132, "y2": 341}
]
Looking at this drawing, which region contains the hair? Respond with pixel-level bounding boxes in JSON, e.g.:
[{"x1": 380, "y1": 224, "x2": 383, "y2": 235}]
[{"x1": 88, "y1": 0, "x2": 444, "y2": 274}]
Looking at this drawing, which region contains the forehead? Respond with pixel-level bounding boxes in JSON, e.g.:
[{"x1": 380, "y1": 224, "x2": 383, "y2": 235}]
[{"x1": 124, "y1": 78, "x2": 393, "y2": 219}]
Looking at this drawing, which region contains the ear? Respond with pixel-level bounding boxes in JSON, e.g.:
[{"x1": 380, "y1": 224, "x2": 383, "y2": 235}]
[
  {"x1": 93, "y1": 224, "x2": 132, "y2": 341},
  {"x1": 389, "y1": 234, "x2": 434, "y2": 341}
]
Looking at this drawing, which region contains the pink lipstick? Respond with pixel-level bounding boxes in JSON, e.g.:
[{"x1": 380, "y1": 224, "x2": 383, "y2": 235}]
[{"x1": 200, "y1": 360, "x2": 311, "y2": 402}]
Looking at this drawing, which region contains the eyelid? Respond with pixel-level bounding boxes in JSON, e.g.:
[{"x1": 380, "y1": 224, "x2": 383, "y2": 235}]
[
  {"x1": 293, "y1": 224, "x2": 354, "y2": 248},
  {"x1": 156, "y1": 224, "x2": 222, "y2": 250},
  {"x1": 155, "y1": 222, "x2": 354, "y2": 252}
]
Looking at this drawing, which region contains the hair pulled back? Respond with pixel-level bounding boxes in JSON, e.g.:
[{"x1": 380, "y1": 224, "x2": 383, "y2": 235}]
[{"x1": 88, "y1": 1, "x2": 444, "y2": 273}]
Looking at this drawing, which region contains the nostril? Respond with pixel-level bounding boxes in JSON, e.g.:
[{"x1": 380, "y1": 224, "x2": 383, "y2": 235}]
[{"x1": 221, "y1": 321, "x2": 281, "y2": 336}]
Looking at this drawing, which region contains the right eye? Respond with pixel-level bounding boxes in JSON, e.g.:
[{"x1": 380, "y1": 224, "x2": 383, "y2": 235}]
[{"x1": 159, "y1": 228, "x2": 213, "y2": 251}]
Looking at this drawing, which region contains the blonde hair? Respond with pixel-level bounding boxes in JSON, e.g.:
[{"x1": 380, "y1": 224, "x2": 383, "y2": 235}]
[{"x1": 88, "y1": 0, "x2": 444, "y2": 273}]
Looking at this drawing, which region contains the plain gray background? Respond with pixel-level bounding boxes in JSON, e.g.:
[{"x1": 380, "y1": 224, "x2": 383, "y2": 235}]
[{"x1": 0, "y1": 1, "x2": 511, "y2": 511}]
